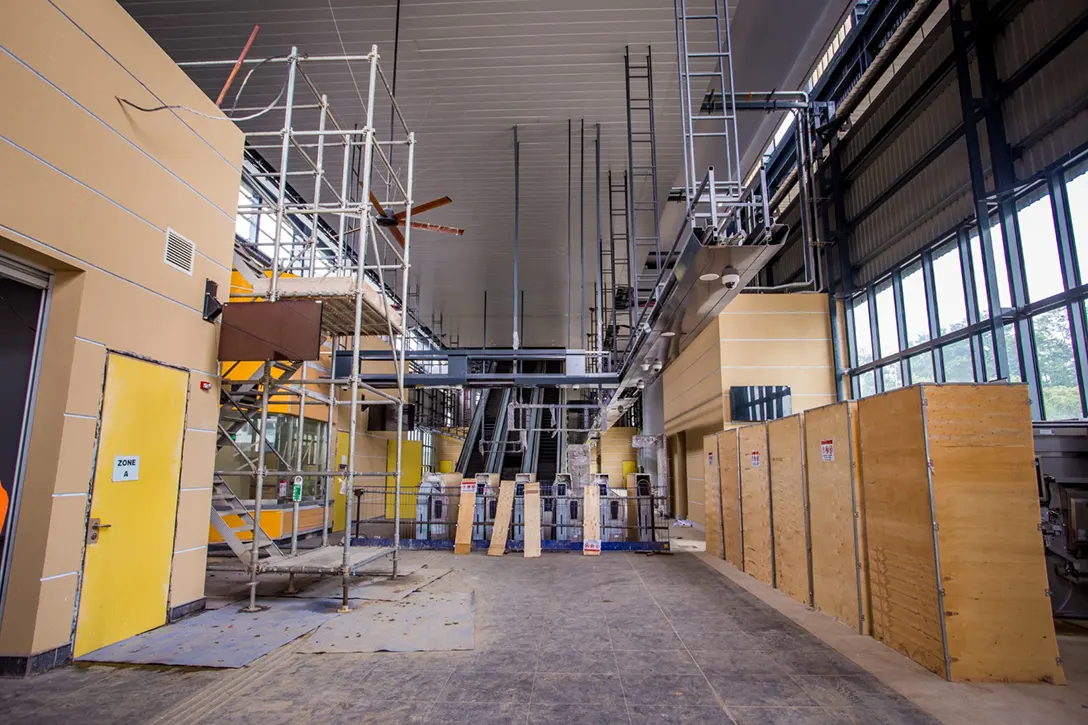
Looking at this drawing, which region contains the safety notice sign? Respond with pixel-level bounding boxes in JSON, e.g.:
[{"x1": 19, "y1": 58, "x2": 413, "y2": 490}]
[
  {"x1": 821, "y1": 439, "x2": 834, "y2": 462},
  {"x1": 112, "y1": 455, "x2": 140, "y2": 482},
  {"x1": 750, "y1": 451, "x2": 761, "y2": 468},
  {"x1": 461, "y1": 481, "x2": 477, "y2": 494},
  {"x1": 583, "y1": 538, "x2": 602, "y2": 553}
]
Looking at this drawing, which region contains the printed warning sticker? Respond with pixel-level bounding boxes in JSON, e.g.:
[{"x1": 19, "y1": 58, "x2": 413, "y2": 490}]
[
  {"x1": 750, "y1": 451, "x2": 761, "y2": 468},
  {"x1": 821, "y1": 439, "x2": 835, "y2": 462},
  {"x1": 583, "y1": 538, "x2": 602, "y2": 553},
  {"x1": 461, "y1": 481, "x2": 477, "y2": 494}
]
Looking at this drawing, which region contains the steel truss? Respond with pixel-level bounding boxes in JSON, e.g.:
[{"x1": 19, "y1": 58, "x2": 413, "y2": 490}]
[{"x1": 187, "y1": 46, "x2": 414, "y2": 613}]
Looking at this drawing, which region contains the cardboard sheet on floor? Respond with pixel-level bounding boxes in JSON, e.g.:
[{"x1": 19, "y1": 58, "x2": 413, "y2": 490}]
[
  {"x1": 289, "y1": 567, "x2": 452, "y2": 601},
  {"x1": 77, "y1": 597, "x2": 340, "y2": 668},
  {"x1": 299, "y1": 591, "x2": 475, "y2": 653}
]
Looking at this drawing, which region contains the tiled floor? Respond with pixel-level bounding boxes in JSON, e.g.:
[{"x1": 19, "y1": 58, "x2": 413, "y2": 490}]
[{"x1": 0, "y1": 551, "x2": 943, "y2": 724}]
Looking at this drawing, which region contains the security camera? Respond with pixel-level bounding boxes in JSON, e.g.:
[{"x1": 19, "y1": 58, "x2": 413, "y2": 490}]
[
  {"x1": 637, "y1": 380, "x2": 646, "y2": 390},
  {"x1": 652, "y1": 361, "x2": 663, "y2": 373},
  {"x1": 721, "y1": 266, "x2": 740, "y2": 290}
]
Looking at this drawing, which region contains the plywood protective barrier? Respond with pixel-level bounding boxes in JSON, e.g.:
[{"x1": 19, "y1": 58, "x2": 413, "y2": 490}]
[
  {"x1": 860, "y1": 384, "x2": 1064, "y2": 683},
  {"x1": 739, "y1": 423, "x2": 773, "y2": 586},
  {"x1": 805, "y1": 401, "x2": 869, "y2": 634},
  {"x1": 768, "y1": 415, "x2": 810, "y2": 606},
  {"x1": 717, "y1": 429, "x2": 742, "y2": 568},
  {"x1": 703, "y1": 433, "x2": 725, "y2": 558}
]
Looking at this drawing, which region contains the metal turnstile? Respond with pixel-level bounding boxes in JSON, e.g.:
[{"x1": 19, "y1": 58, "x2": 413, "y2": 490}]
[
  {"x1": 627, "y1": 472, "x2": 653, "y2": 542},
  {"x1": 472, "y1": 473, "x2": 496, "y2": 540},
  {"x1": 415, "y1": 473, "x2": 451, "y2": 540}
]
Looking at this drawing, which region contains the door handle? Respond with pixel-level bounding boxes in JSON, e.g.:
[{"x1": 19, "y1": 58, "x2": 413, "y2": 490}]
[{"x1": 86, "y1": 518, "x2": 112, "y2": 545}]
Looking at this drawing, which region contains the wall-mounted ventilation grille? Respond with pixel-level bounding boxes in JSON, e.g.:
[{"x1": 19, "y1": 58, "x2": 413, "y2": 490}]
[{"x1": 164, "y1": 228, "x2": 195, "y2": 275}]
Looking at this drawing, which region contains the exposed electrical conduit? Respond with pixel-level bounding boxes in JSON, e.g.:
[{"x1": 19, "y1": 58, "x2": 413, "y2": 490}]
[
  {"x1": 768, "y1": 0, "x2": 940, "y2": 213},
  {"x1": 753, "y1": 0, "x2": 941, "y2": 292}
]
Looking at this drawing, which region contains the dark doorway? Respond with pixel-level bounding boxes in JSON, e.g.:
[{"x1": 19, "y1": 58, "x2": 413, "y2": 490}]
[{"x1": 0, "y1": 271, "x2": 47, "y2": 618}]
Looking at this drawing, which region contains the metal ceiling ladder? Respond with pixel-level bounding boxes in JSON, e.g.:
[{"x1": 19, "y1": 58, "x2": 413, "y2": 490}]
[
  {"x1": 674, "y1": 0, "x2": 743, "y2": 207},
  {"x1": 606, "y1": 171, "x2": 634, "y2": 359},
  {"x1": 625, "y1": 45, "x2": 664, "y2": 313}
]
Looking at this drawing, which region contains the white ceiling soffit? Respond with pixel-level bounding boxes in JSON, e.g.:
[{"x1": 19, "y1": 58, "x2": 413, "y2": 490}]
[{"x1": 121, "y1": 0, "x2": 851, "y2": 348}]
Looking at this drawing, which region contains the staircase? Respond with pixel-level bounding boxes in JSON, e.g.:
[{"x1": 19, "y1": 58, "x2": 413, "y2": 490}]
[{"x1": 208, "y1": 477, "x2": 283, "y2": 564}]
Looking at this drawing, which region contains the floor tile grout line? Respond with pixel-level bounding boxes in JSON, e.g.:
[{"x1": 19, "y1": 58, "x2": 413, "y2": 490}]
[{"x1": 622, "y1": 553, "x2": 739, "y2": 724}]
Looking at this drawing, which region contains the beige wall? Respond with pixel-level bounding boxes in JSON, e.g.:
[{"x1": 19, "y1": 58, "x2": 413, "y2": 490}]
[
  {"x1": 662, "y1": 293, "x2": 836, "y2": 528},
  {"x1": 0, "y1": 0, "x2": 243, "y2": 657},
  {"x1": 590, "y1": 427, "x2": 638, "y2": 484}
]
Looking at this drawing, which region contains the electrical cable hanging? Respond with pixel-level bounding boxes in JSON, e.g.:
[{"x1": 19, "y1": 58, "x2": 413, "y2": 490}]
[{"x1": 116, "y1": 54, "x2": 291, "y2": 122}]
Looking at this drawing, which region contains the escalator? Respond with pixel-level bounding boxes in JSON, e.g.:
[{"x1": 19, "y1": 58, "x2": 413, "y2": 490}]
[
  {"x1": 535, "y1": 385, "x2": 562, "y2": 483},
  {"x1": 457, "y1": 362, "x2": 514, "y2": 477}
]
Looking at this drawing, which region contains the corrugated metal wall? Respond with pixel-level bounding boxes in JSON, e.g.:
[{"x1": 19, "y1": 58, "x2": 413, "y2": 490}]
[{"x1": 780, "y1": 0, "x2": 1088, "y2": 291}]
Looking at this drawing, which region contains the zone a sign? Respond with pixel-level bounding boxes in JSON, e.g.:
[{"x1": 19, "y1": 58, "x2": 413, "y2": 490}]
[{"x1": 112, "y1": 455, "x2": 140, "y2": 482}]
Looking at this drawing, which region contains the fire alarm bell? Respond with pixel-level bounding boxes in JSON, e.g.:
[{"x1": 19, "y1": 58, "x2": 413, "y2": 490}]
[{"x1": 200, "y1": 381, "x2": 213, "y2": 391}]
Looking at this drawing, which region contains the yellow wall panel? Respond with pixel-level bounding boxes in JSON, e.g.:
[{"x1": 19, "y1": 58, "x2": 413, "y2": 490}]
[
  {"x1": 40, "y1": 495, "x2": 89, "y2": 578},
  {"x1": 65, "y1": 339, "x2": 106, "y2": 418},
  {"x1": 173, "y1": 488, "x2": 213, "y2": 552},
  {"x1": 53, "y1": 415, "x2": 98, "y2": 495},
  {"x1": 31, "y1": 575, "x2": 79, "y2": 654},
  {"x1": 169, "y1": 547, "x2": 209, "y2": 609}
]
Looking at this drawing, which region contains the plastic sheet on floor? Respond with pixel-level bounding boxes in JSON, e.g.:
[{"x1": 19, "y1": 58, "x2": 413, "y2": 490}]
[
  {"x1": 77, "y1": 597, "x2": 341, "y2": 668},
  {"x1": 299, "y1": 591, "x2": 475, "y2": 653}
]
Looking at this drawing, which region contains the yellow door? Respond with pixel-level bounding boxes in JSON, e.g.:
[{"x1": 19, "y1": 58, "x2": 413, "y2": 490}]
[{"x1": 74, "y1": 354, "x2": 188, "y2": 657}]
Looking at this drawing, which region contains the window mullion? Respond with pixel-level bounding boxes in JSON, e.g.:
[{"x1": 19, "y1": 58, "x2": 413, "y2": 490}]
[
  {"x1": 892, "y1": 269, "x2": 910, "y2": 386},
  {"x1": 922, "y1": 249, "x2": 945, "y2": 382},
  {"x1": 959, "y1": 229, "x2": 987, "y2": 382},
  {"x1": 868, "y1": 286, "x2": 883, "y2": 393},
  {"x1": 1051, "y1": 170, "x2": 1088, "y2": 417}
]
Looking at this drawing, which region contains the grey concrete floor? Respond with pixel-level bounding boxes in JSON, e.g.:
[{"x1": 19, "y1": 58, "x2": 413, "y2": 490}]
[{"x1": 0, "y1": 550, "x2": 1082, "y2": 724}]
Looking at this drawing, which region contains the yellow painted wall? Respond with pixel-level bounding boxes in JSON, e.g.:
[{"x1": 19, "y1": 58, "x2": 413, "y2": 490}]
[
  {"x1": 0, "y1": 0, "x2": 243, "y2": 658},
  {"x1": 385, "y1": 439, "x2": 423, "y2": 519},
  {"x1": 662, "y1": 294, "x2": 836, "y2": 527}
]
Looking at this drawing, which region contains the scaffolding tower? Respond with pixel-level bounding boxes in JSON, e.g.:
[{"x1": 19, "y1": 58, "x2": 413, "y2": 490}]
[{"x1": 187, "y1": 45, "x2": 415, "y2": 613}]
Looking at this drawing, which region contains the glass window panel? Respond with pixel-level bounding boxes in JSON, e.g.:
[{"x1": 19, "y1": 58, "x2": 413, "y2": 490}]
[
  {"x1": 1033, "y1": 309, "x2": 1081, "y2": 420},
  {"x1": 942, "y1": 339, "x2": 975, "y2": 382},
  {"x1": 980, "y1": 334, "x2": 996, "y2": 382},
  {"x1": 857, "y1": 370, "x2": 876, "y2": 398},
  {"x1": 1004, "y1": 324, "x2": 1022, "y2": 382},
  {"x1": 881, "y1": 364, "x2": 903, "y2": 391},
  {"x1": 1068, "y1": 162, "x2": 1088, "y2": 284},
  {"x1": 874, "y1": 279, "x2": 900, "y2": 358},
  {"x1": 852, "y1": 295, "x2": 873, "y2": 365},
  {"x1": 901, "y1": 261, "x2": 929, "y2": 347},
  {"x1": 969, "y1": 234, "x2": 989, "y2": 321},
  {"x1": 1018, "y1": 191, "x2": 1064, "y2": 302},
  {"x1": 909, "y1": 354, "x2": 934, "y2": 383},
  {"x1": 932, "y1": 243, "x2": 967, "y2": 335},
  {"x1": 971, "y1": 221, "x2": 1013, "y2": 314}
]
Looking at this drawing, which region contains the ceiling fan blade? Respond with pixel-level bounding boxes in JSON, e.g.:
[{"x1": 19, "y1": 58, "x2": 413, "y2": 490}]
[
  {"x1": 364, "y1": 188, "x2": 390, "y2": 219},
  {"x1": 388, "y1": 225, "x2": 407, "y2": 247},
  {"x1": 409, "y1": 221, "x2": 465, "y2": 236},
  {"x1": 396, "y1": 195, "x2": 452, "y2": 220}
]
